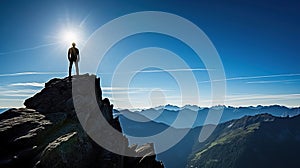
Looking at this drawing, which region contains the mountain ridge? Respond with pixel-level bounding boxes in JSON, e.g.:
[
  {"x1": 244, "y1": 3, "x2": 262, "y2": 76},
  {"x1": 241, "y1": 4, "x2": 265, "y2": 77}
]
[
  {"x1": 119, "y1": 104, "x2": 300, "y2": 112},
  {"x1": 118, "y1": 109, "x2": 300, "y2": 168},
  {"x1": 186, "y1": 114, "x2": 300, "y2": 168},
  {"x1": 118, "y1": 105, "x2": 300, "y2": 129}
]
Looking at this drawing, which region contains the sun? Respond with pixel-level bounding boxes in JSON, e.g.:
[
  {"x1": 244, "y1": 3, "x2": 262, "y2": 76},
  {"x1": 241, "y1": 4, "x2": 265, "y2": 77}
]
[
  {"x1": 62, "y1": 30, "x2": 79, "y2": 44},
  {"x1": 64, "y1": 31, "x2": 77, "y2": 43},
  {"x1": 59, "y1": 28, "x2": 82, "y2": 46}
]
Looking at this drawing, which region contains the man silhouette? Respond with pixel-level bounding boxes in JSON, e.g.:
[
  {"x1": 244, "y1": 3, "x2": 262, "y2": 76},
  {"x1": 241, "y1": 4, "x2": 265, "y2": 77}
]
[{"x1": 68, "y1": 42, "x2": 80, "y2": 78}]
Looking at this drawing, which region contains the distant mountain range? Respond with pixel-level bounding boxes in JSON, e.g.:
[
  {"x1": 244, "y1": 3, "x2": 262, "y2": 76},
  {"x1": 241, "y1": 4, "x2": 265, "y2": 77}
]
[
  {"x1": 117, "y1": 105, "x2": 300, "y2": 168},
  {"x1": 153, "y1": 104, "x2": 202, "y2": 111},
  {"x1": 117, "y1": 105, "x2": 300, "y2": 128}
]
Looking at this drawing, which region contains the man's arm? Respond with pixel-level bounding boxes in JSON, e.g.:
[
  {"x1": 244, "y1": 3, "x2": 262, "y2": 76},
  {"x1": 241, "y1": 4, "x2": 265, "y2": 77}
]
[
  {"x1": 77, "y1": 53, "x2": 80, "y2": 62},
  {"x1": 76, "y1": 48, "x2": 80, "y2": 62}
]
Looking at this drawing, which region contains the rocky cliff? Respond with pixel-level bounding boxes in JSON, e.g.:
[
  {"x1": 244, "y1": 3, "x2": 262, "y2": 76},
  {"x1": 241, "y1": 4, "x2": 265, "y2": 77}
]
[{"x1": 0, "y1": 74, "x2": 164, "y2": 168}]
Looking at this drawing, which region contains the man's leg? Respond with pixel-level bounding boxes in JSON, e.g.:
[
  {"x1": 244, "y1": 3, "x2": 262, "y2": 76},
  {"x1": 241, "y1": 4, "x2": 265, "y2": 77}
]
[
  {"x1": 75, "y1": 61, "x2": 79, "y2": 75},
  {"x1": 69, "y1": 61, "x2": 73, "y2": 77}
]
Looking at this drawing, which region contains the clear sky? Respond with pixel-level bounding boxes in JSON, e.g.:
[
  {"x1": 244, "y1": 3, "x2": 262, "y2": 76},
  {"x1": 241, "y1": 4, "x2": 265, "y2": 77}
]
[{"x1": 0, "y1": 0, "x2": 299, "y2": 109}]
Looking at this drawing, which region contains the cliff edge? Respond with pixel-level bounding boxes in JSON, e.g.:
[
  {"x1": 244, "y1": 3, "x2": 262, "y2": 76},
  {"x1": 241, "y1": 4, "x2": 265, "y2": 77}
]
[{"x1": 0, "y1": 74, "x2": 164, "y2": 168}]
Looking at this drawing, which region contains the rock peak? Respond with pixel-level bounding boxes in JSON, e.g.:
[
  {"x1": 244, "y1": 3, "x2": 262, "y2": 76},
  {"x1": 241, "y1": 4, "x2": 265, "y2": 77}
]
[
  {"x1": 24, "y1": 74, "x2": 102, "y2": 113},
  {"x1": 0, "y1": 74, "x2": 164, "y2": 168}
]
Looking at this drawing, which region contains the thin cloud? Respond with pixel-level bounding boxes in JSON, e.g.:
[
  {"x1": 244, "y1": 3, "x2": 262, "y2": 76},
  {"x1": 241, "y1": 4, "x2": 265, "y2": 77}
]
[
  {"x1": 228, "y1": 73, "x2": 300, "y2": 81},
  {"x1": 0, "y1": 89, "x2": 40, "y2": 94},
  {"x1": 139, "y1": 68, "x2": 212, "y2": 73},
  {"x1": 102, "y1": 87, "x2": 173, "y2": 92},
  {"x1": 103, "y1": 89, "x2": 174, "y2": 95},
  {"x1": 9, "y1": 82, "x2": 44, "y2": 87},
  {"x1": 0, "y1": 99, "x2": 24, "y2": 109},
  {"x1": 98, "y1": 68, "x2": 214, "y2": 75},
  {"x1": 226, "y1": 94, "x2": 300, "y2": 102},
  {"x1": 80, "y1": 12, "x2": 92, "y2": 28},
  {"x1": 0, "y1": 42, "x2": 62, "y2": 56},
  {"x1": 246, "y1": 79, "x2": 300, "y2": 84},
  {"x1": 102, "y1": 87, "x2": 131, "y2": 91},
  {"x1": 103, "y1": 91, "x2": 141, "y2": 95},
  {"x1": 0, "y1": 71, "x2": 66, "y2": 77},
  {"x1": 198, "y1": 73, "x2": 300, "y2": 83},
  {"x1": 191, "y1": 94, "x2": 300, "y2": 107},
  {"x1": 0, "y1": 89, "x2": 39, "y2": 97},
  {"x1": 97, "y1": 68, "x2": 211, "y2": 75}
]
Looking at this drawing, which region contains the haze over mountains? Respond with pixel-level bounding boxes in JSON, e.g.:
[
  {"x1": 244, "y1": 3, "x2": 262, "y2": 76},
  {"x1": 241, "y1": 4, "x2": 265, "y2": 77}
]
[
  {"x1": 117, "y1": 106, "x2": 300, "y2": 168},
  {"x1": 116, "y1": 104, "x2": 300, "y2": 128}
]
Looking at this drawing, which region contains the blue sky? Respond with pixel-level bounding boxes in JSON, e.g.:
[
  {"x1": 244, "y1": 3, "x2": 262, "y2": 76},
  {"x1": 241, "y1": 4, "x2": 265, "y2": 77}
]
[{"x1": 0, "y1": 0, "x2": 299, "y2": 109}]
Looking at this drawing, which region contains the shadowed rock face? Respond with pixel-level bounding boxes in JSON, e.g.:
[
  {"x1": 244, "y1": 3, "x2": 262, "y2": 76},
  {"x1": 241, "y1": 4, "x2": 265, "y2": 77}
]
[{"x1": 0, "y1": 74, "x2": 164, "y2": 168}]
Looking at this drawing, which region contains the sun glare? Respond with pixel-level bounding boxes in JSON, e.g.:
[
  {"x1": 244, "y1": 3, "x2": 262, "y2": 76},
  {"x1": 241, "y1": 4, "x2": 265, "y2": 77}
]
[
  {"x1": 60, "y1": 28, "x2": 83, "y2": 46},
  {"x1": 64, "y1": 31, "x2": 77, "y2": 43},
  {"x1": 63, "y1": 30, "x2": 79, "y2": 44}
]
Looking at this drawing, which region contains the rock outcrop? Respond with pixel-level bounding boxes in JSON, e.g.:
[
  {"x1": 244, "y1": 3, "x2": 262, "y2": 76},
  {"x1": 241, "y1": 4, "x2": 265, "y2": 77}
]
[{"x1": 0, "y1": 74, "x2": 164, "y2": 168}]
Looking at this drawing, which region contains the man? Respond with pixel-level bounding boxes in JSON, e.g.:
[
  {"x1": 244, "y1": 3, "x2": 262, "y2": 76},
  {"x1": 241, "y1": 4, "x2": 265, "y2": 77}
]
[{"x1": 68, "y1": 42, "x2": 80, "y2": 78}]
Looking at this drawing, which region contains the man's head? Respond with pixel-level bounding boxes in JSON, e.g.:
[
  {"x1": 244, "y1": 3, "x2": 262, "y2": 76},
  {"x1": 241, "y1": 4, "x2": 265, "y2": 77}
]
[{"x1": 72, "y1": 42, "x2": 76, "y2": 47}]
